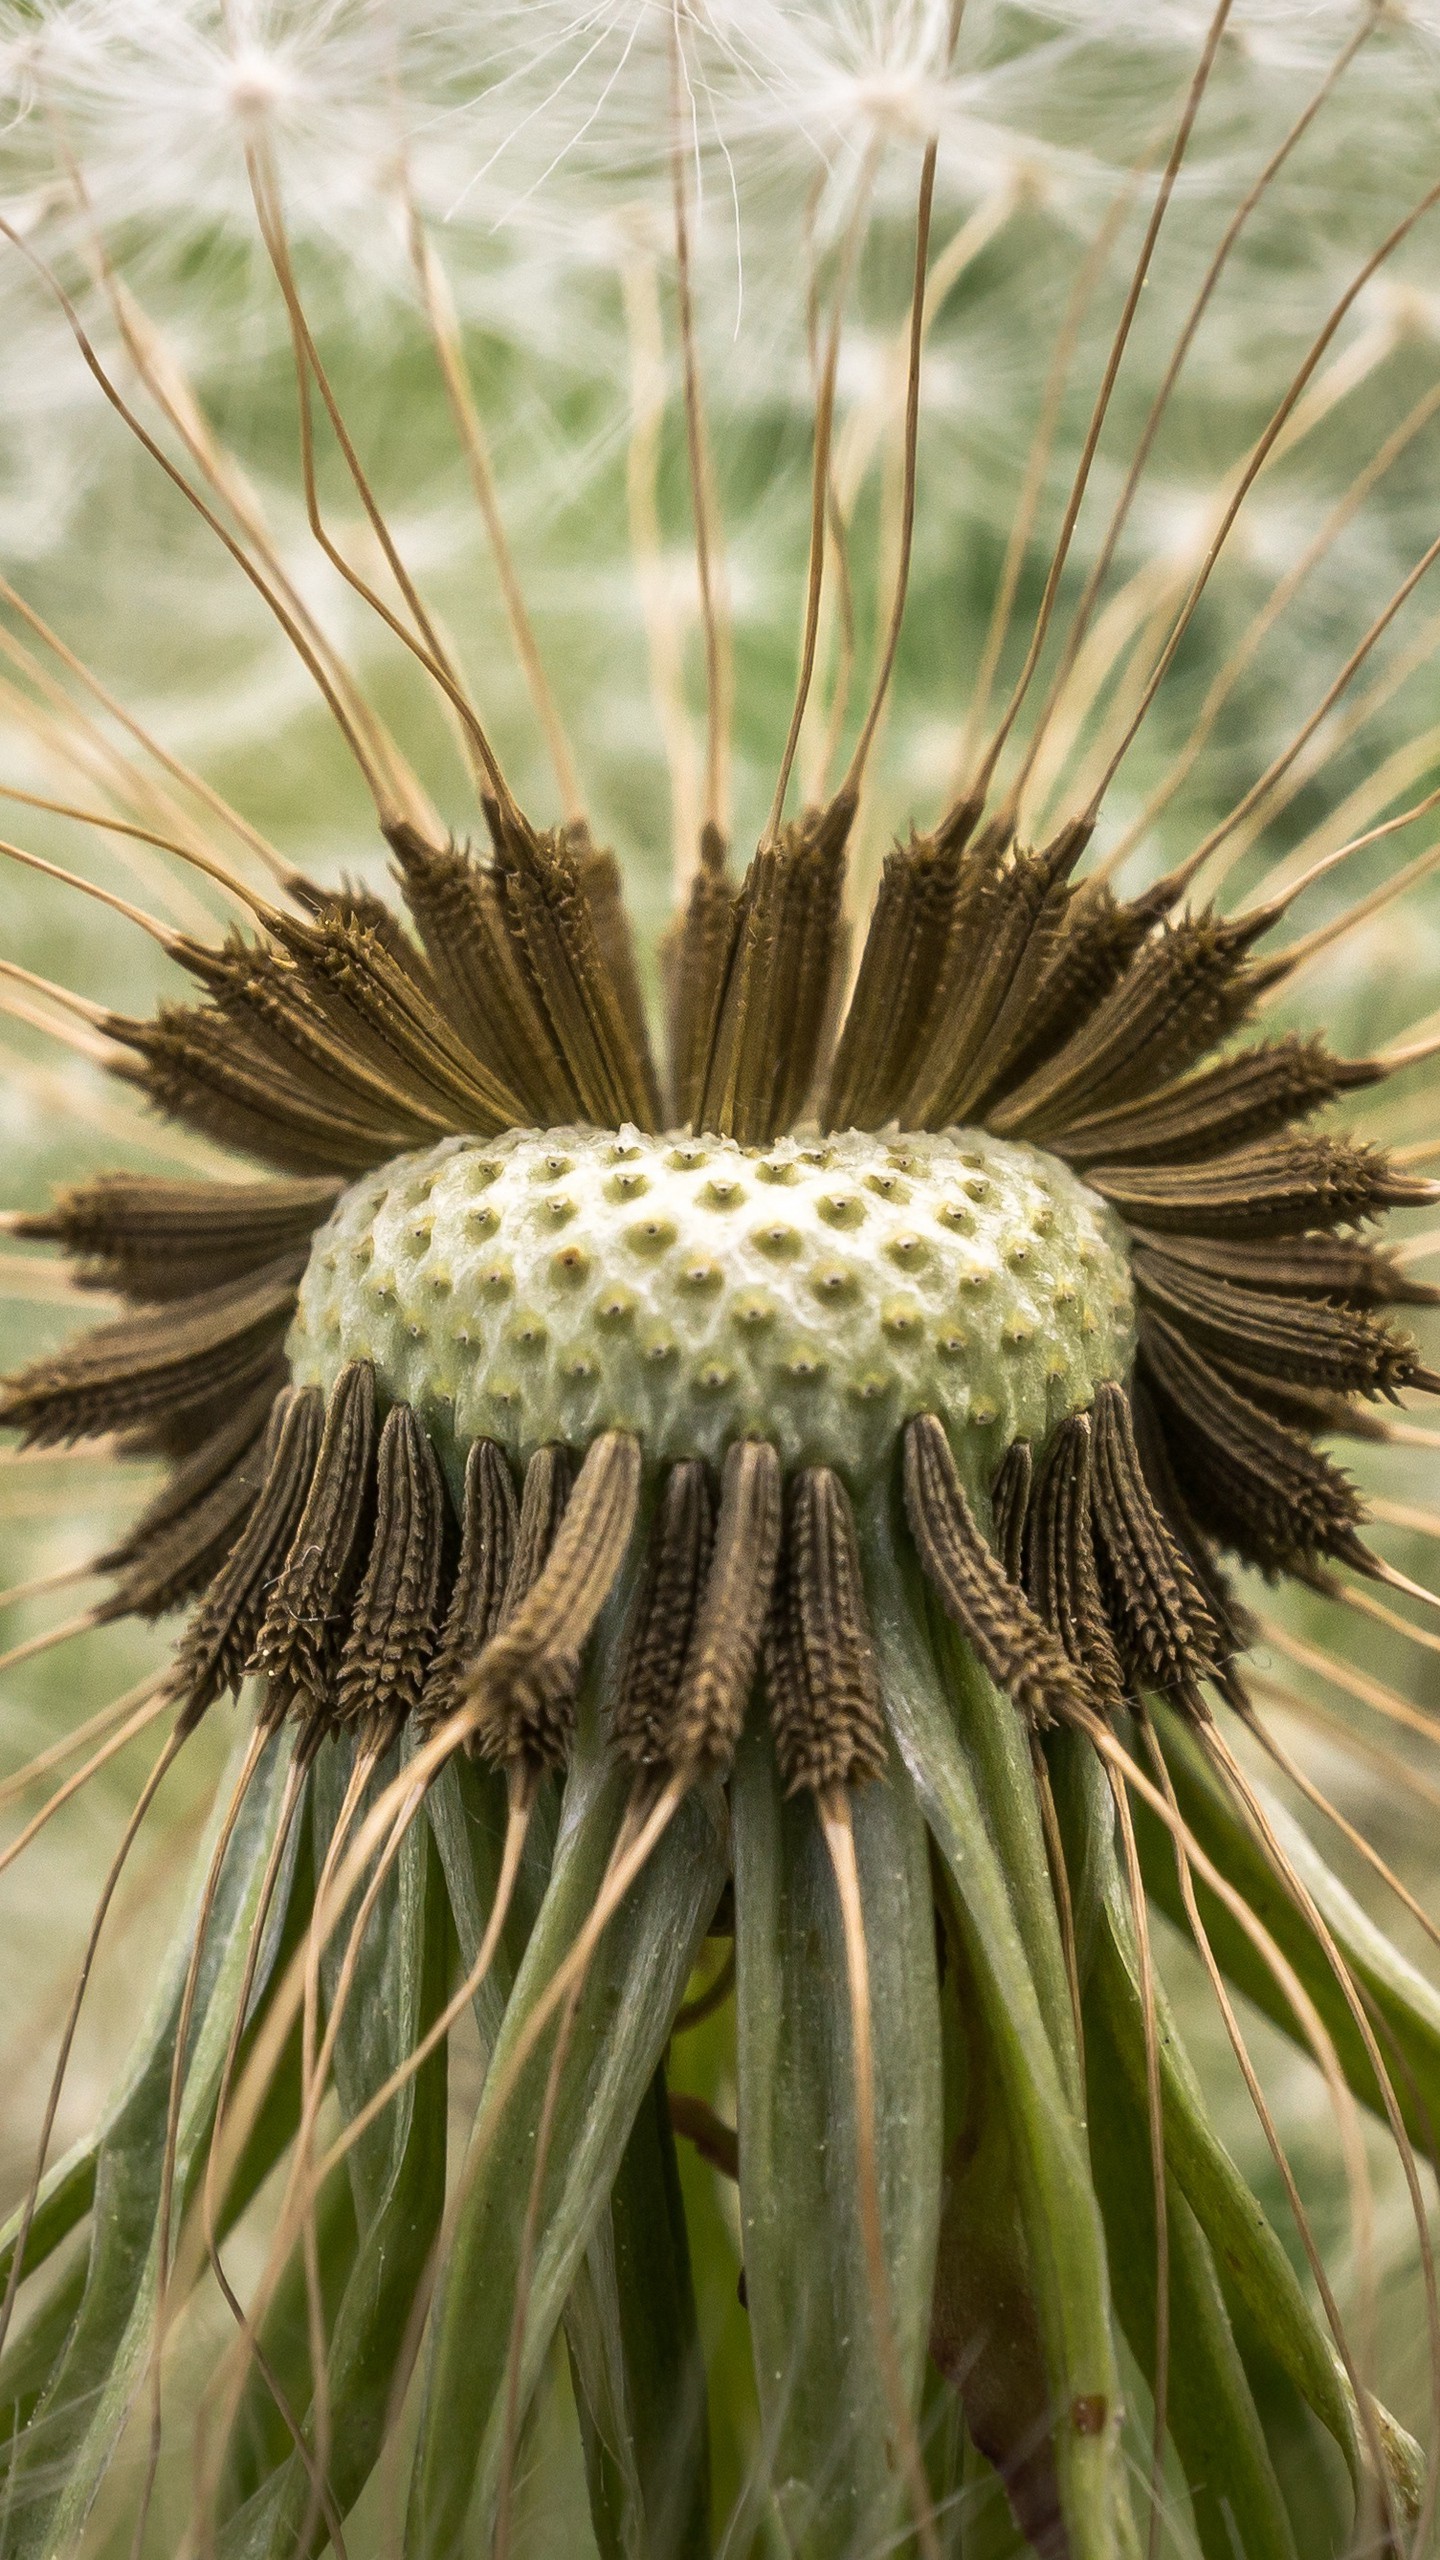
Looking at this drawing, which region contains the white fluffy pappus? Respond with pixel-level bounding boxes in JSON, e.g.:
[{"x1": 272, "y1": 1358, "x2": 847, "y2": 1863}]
[{"x1": 1, "y1": 0, "x2": 1440, "y2": 993}]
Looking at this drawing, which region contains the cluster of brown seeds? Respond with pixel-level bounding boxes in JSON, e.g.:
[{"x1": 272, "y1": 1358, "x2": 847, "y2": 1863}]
[{"x1": 4, "y1": 779, "x2": 1438, "y2": 1792}]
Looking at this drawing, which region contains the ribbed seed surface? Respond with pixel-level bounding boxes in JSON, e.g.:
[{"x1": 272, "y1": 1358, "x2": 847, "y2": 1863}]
[{"x1": 288, "y1": 1124, "x2": 1135, "y2": 1488}]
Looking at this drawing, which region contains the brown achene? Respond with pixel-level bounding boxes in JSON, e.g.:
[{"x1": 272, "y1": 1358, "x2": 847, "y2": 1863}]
[{"x1": 6, "y1": 783, "x2": 1437, "y2": 1772}]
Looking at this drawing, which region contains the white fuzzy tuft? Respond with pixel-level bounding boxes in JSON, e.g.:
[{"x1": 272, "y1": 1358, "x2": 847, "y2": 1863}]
[{"x1": 1, "y1": 0, "x2": 1439, "y2": 1020}]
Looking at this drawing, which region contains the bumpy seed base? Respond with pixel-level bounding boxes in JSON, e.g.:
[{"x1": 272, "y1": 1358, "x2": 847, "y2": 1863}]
[{"x1": 287, "y1": 1126, "x2": 1136, "y2": 1491}]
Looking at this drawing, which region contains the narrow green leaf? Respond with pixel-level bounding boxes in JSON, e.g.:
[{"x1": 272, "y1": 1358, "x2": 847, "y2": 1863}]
[
  {"x1": 0, "y1": 2156, "x2": 95, "y2": 2303},
  {"x1": 569, "y1": 2066, "x2": 712, "y2": 2560},
  {"x1": 1085, "y1": 1982, "x2": 1300, "y2": 2560},
  {"x1": 609, "y1": 2068, "x2": 711, "y2": 2557},
  {"x1": 1048, "y1": 1732, "x2": 1364, "y2": 2486},
  {"x1": 1225, "y1": 2310, "x2": 1357, "y2": 2560},
  {"x1": 0, "y1": 2256, "x2": 88, "y2": 2458},
  {"x1": 923, "y1": 1586, "x2": 1082, "y2": 2117},
  {"x1": 432, "y1": 1747, "x2": 665, "y2": 2551},
  {"x1": 0, "y1": 1765, "x2": 311, "y2": 2511},
  {"x1": 929, "y1": 1910, "x2": 1068, "y2": 2558},
  {"x1": 1044, "y1": 1728, "x2": 1117, "y2": 1993},
  {"x1": 5, "y1": 1729, "x2": 299, "y2": 2557},
  {"x1": 1089, "y1": 1889, "x2": 1368, "y2": 2501},
  {"x1": 0, "y1": 2072, "x2": 314, "y2": 2517},
  {"x1": 215, "y1": 2161, "x2": 360, "y2": 2524},
  {"x1": 731, "y1": 1709, "x2": 941, "y2": 2559},
  {"x1": 1139, "y1": 1703, "x2": 1440, "y2": 2147},
  {"x1": 0, "y1": 1751, "x2": 311, "y2": 2311},
  {"x1": 1131, "y1": 1703, "x2": 1427, "y2": 2523},
  {"x1": 566, "y1": 2231, "x2": 646, "y2": 2560},
  {"x1": 310, "y1": 1735, "x2": 429, "y2": 2221},
  {"x1": 425, "y1": 1747, "x2": 556, "y2": 2041},
  {"x1": 430, "y1": 1745, "x2": 697, "y2": 2558},
  {"x1": 920, "y1": 2360, "x2": 966, "y2": 2544},
  {"x1": 407, "y1": 1731, "x2": 726, "y2": 2558},
  {"x1": 858, "y1": 1478, "x2": 1125, "y2": 2560},
  {"x1": 220, "y1": 1794, "x2": 453, "y2": 2559}
]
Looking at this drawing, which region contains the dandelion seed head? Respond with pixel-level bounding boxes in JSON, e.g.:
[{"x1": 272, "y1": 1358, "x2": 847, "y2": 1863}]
[{"x1": 4, "y1": 9, "x2": 1440, "y2": 2538}]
